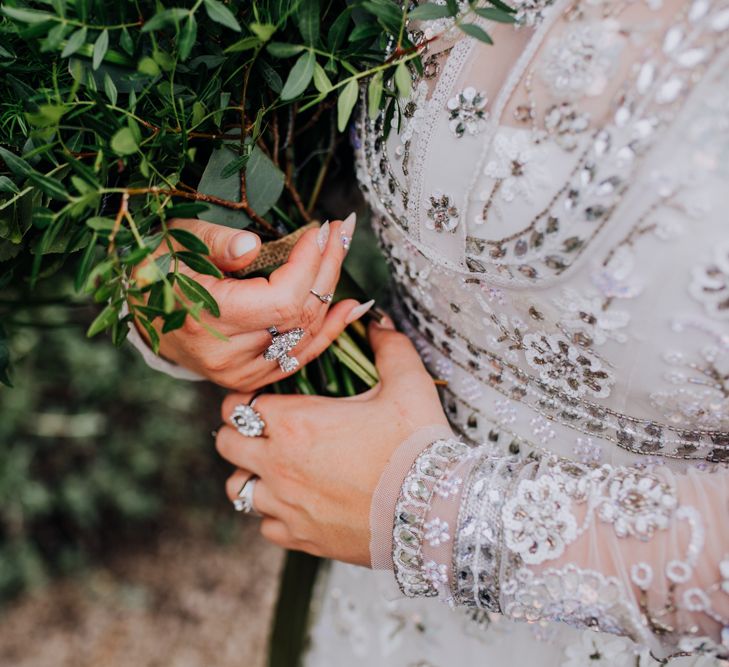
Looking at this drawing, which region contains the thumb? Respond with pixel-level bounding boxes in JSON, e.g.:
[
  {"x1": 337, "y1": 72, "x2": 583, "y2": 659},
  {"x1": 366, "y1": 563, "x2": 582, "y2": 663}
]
[
  {"x1": 168, "y1": 218, "x2": 261, "y2": 273},
  {"x1": 367, "y1": 317, "x2": 428, "y2": 385}
]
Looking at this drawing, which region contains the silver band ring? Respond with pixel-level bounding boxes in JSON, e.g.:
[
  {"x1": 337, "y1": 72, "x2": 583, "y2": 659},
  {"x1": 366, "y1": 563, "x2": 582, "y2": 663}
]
[
  {"x1": 233, "y1": 476, "x2": 260, "y2": 515},
  {"x1": 310, "y1": 289, "x2": 333, "y2": 304},
  {"x1": 230, "y1": 399, "x2": 266, "y2": 438}
]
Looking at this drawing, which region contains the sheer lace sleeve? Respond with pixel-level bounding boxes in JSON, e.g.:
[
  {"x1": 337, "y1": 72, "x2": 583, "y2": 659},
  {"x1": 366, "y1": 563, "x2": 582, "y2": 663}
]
[{"x1": 372, "y1": 436, "x2": 729, "y2": 661}]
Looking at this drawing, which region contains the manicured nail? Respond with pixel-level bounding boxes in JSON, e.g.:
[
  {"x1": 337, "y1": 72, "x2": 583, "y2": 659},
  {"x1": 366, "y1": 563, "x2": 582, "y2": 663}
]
[
  {"x1": 345, "y1": 299, "x2": 375, "y2": 324},
  {"x1": 340, "y1": 212, "x2": 357, "y2": 251},
  {"x1": 317, "y1": 221, "x2": 330, "y2": 253},
  {"x1": 374, "y1": 314, "x2": 395, "y2": 330},
  {"x1": 230, "y1": 232, "x2": 258, "y2": 258}
]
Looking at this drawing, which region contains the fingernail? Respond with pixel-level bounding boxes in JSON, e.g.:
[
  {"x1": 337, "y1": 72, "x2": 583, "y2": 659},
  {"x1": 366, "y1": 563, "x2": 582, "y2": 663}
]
[
  {"x1": 374, "y1": 314, "x2": 395, "y2": 330},
  {"x1": 230, "y1": 232, "x2": 258, "y2": 258},
  {"x1": 340, "y1": 212, "x2": 357, "y2": 251},
  {"x1": 317, "y1": 221, "x2": 330, "y2": 253},
  {"x1": 345, "y1": 299, "x2": 375, "y2": 324}
]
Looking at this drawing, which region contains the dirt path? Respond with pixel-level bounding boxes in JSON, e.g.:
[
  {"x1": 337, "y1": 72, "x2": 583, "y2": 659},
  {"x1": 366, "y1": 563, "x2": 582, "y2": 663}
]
[{"x1": 0, "y1": 520, "x2": 283, "y2": 667}]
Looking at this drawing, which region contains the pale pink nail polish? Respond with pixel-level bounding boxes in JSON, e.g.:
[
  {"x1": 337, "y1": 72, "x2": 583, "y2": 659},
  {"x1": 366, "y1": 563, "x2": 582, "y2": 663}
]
[
  {"x1": 230, "y1": 232, "x2": 258, "y2": 258},
  {"x1": 340, "y1": 212, "x2": 356, "y2": 251},
  {"x1": 345, "y1": 299, "x2": 375, "y2": 324},
  {"x1": 317, "y1": 221, "x2": 330, "y2": 253}
]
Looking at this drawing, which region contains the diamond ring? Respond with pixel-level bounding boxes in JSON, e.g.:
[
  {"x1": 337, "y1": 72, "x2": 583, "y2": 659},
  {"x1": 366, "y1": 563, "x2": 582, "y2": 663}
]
[
  {"x1": 233, "y1": 476, "x2": 260, "y2": 515},
  {"x1": 230, "y1": 400, "x2": 265, "y2": 438},
  {"x1": 264, "y1": 326, "x2": 304, "y2": 373},
  {"x1": 310, "y1": 289, "x2": 333, "y2": 304}
]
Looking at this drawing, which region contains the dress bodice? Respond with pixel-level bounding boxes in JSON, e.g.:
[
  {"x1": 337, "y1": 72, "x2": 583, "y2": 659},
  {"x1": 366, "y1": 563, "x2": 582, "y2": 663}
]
[{"x1": 355, "y1": 0, "x2": 729, "y2": 467}]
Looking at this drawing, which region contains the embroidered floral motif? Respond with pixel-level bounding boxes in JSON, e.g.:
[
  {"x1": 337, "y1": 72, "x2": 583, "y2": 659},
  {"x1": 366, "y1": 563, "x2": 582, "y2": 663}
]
[
  {"x1": 553, "y1": 289, "x2": 630, "y2": 346},
  {"x1": 689, "y1": 245, "x2": 729, "y2": 320},
  {"x1": 483, "y1": 131, "x2": 549, "y2": 204},
  {"x1": 502, "y1": 475, "x2": 578, "y2": 565},
  {"x1": 434, "y1": 475, "x2": 462, "y2": 499},
  {"x1": 425, "y1": 191, "x2": 460, "y2": 233},
  {"x1": 563, "y1": 630, "x2": 633, "y2": 667},
  {"x1": 596, "y1": 469, "x2": 677, "y2": 539},
  {"x1": 424, "y1": 517, "x2": 451, "y2": 547},
  {"x1": 540, "y1": 21, "x2": 624, "y2": 100},
  {"x1": 423, "y1": 560, "x2": 449, "y2": 586},
  {"x1": 543, "y1": 102, "x2": 591, "y2": 151},
  {"x1": 512, "y1": 0, "x2": 556, "y2": 27},
  {"x1": 573, "y1": 437, "x2": 604, "y2": 464},
  {"x1": 447, "y1": 87, "x2": 488, "y2": 138},
  {"x1": 523, "y1": 332, "x2": 615, "y2": 398}
]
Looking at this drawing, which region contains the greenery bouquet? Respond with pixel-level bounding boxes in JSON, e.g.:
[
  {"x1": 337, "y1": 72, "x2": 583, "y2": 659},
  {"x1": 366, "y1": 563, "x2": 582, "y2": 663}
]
[{"x1": 0, "y1": 0, "x2": 512, "y2": 389}]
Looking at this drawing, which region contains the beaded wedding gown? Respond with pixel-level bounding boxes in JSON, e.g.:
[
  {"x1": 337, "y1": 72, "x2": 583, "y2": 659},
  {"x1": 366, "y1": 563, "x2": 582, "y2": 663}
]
[{"x1": 302, "y1": 1, "x2": 729, "y2": 665}]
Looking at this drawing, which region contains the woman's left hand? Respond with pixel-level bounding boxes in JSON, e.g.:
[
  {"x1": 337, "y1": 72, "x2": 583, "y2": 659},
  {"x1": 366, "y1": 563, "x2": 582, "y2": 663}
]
[{"x1": 214, "y1": 318, "x2": 448, "y2": 566}]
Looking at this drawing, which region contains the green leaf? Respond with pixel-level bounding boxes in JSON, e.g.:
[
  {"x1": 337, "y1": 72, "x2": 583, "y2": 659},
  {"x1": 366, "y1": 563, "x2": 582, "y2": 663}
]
[
  {"x1": 74, "y1": 232, "x2": 97, "y2": 291},
  {"x1": 0, "y1": 6, "x2": 55, "y2": 23},
  {"x1": 224, "y1": 36, "x2": 260, "y2": 53},
  {"x1": 313, "y1": 63, "x2": 332, "y2": 93},
  {"x1": 61, "y1": 26, "x2": 87, "y2": 57},
  {"x1": 0, "y1": 176, "x2": 19, "y2": 194},
  {"x1": 141, "y1": 8, "x2": 190, "y2": 32},
  {"x1": 162, "y1": 309, "x2": 187, "y2": 333},
  {"x1": 408, "y1": 3, "x2": 452, "y2": 20},
  {"x1": 337, "y1": 78, "x2": 358, "y2": 132},
  {"x1": 250, "y1": 22, "x2": 276, "y2": 42},
  {"x1": 178, "y1": 15, "x2": 197, "y2": 60},
  {"x1": 92, "y1": 29, "x2": 109, "y2": 70},
  {"x1": 28, "y1": 173, "x2": 69, "y2": 201},
  {"x1": 327, "y1": 9, "x2": 351, "y2": 51},
  {"x1": 266, "y1": 42, "x2": 305, "y2": 58},
  {"x1": 296, "y1": 0, "x2": 320, "y2": 45},
  {"x1": 120, "y1": 28, "x2": 134, "y2": 54},
  {"x1": 137, "y1": 316, "x2": 161, "y2": 353},
  {"x1": 87, "y1": 303, "x2": 118, "y2": 337},
  {"x1": 367, "y1": 71, "x2": 383, "y2": 119},
  {"x1": 137, "y1": 56, "x2": 161, "y2": 77},
  {"x1": 86, "y1": 216, "x2": 115, "y2": 232},
  {"x1": 103, "y1": 72, "x2": 118, "y2": 104},
  {"x1": 280, "y1": 50, "x2": 315, "y2": 101},
  {"x1": 459, "y1": 23, "x2": 493, "y2": 44},
  {"x1": 348, "y1": 22, "x2": 381, "y2": 42},
  {"x1": 203, "y1": 0, "x2": 241, "y2": 32},
  {"x1": 111, "y1": 127, "x2": 138, "y2": 155},
  {"x1": 220, "y1": 153, "x2": 250, "y2": 179},
  {"x1": 176, "y1": 273, "x2": 220, "y2": 317},
  {"x1": 474, "y1": 7, "x2": 516, "y2": 22},
  {"x1": 176, "y1": 251, "x2": 223, "y2": 278},
  {"x1": 0, "y1": 146, "x2": 32, "y2": 177},
  {"x1": 169, "y1": 228, "x2": 210, "y2": 254},
  {"x1": 394, "y1": 61, "x2": 411, "y2": 98}
]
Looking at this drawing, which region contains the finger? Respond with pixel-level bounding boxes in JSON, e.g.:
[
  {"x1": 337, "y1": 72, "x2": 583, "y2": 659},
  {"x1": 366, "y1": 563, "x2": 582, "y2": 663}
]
[
  {"x1": 215, "y1": 425, "x2": 265, "y2": 473},
  {"x1": 167, "y1": 218, "x2": 261, "y2": 273},
  {"x1": 308, "y1": 214, "x2": 357, "y2": 306},
  {"x1": 367, "y1": 316, "x2": 429, "y2": 384},
  {"x1": 225, "y1": 470, "x2": 282, "y2": 518},
  {"x1": 260, "y1": 518, "x2": 293, "y2": 549},
  {"x1": 268, "y1": 226, "x2": 325, "y2": 311},
  {"x1": 236, "y1": 299, "x2": 372, "y2": 387}
]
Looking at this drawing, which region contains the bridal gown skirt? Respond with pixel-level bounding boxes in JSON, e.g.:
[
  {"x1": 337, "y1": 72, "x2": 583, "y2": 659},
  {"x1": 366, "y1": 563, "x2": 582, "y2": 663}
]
[{"x1": 303, "y1": 563, "x2": 705, "y2": 667}]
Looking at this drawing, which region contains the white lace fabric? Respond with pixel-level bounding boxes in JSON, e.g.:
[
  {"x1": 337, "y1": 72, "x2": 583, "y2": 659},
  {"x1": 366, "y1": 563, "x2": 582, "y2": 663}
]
[
  {"x1": 359, "y1": 0, "x2": 729, "y2": 662},
  {"x1": 372, "y1": 435, "x2": 729, "y2": 658}
]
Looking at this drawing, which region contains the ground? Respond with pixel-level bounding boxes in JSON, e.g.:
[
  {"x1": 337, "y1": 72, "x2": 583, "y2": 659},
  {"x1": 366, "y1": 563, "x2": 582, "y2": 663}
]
[{"x1": 0, "y1": 519, "x2": 283, "y2": 667}]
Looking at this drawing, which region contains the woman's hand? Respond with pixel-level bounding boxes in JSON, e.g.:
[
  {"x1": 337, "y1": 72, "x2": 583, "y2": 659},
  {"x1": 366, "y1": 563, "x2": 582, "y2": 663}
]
[
  {"x1": 132, "y1": 214, "x2": 365, "y2": 391},
  {"x1": 214, "y1": 319, "x2": 449, "y2": 566}
]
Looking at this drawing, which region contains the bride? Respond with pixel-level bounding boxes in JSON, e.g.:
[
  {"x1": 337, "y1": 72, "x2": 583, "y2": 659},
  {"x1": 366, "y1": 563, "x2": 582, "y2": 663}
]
[{"x1": 130, "y1": 0, "x2": 729, "y2": 664}]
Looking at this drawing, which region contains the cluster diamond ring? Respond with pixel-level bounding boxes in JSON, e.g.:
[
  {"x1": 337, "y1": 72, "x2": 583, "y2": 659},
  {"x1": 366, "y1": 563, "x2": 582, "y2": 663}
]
[
  {"x1": 264, "y1": 326, "x2": 303, "y2": 372},
  {"x1": 230, "y1": 396, "x2": 265, "y2": 438}
]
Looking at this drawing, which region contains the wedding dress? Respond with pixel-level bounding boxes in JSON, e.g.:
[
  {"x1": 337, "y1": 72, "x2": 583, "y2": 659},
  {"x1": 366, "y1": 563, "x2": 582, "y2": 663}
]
[{"x1": 301, "y1": 1, "x2": 729, "y2": 665}]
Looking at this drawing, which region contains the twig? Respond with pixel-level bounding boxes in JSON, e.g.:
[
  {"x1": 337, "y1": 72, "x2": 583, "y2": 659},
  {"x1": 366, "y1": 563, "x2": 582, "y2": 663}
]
[{"x1": 123, "y1": 186, "x2": 281, "y2": 237}]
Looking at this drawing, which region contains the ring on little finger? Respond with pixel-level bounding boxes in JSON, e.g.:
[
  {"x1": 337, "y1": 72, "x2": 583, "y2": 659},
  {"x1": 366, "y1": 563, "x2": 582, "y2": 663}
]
[{"x1": 233, "y1": 475, "x2": 261, "y2": 516}]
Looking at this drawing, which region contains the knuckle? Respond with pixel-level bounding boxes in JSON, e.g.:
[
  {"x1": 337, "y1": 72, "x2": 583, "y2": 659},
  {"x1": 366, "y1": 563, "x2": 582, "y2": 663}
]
[
  {"x1": 300, "y1": 301, "x2": 319, "y2": 327},
  {"x1": 202, "y1": 351, "x2": 231, "y2": 375},
  {"x1": 273, "y1": 297, "x2": 299, "y2": 324}
]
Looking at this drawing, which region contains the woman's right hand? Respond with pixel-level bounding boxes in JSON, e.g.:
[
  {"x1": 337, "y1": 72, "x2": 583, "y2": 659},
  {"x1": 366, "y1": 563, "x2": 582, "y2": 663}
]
[{"x1": 131, "y1": 213, "x2": 369, "y2": 392}]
